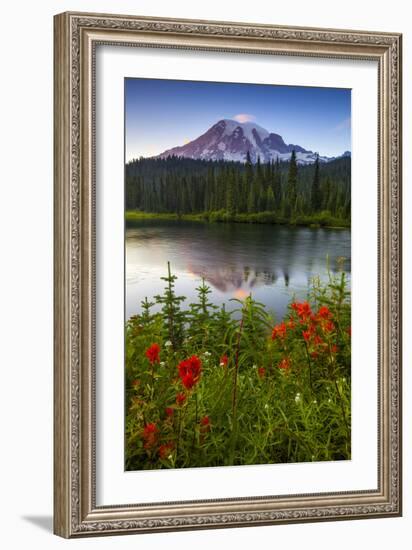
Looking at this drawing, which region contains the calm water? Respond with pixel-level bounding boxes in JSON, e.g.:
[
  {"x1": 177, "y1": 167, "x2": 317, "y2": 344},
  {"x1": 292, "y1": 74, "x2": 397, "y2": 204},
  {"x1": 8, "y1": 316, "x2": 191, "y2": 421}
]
[{"x1": 126, "y1": 220, "x2": 351, "y2": 322}]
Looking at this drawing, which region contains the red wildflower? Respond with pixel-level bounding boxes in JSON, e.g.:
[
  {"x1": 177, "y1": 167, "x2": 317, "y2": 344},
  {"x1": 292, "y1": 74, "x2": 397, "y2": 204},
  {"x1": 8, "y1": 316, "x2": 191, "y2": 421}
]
[
  {"x1": 200, "y1": 416, "x2": 210, "y2": 428},
  {"x1": 199, "y1": 415, "x2": 211, "y2": 442},
  {"x1": 181, "y1": 372, "x2": 196, "y2": 390},
  {"x1": 158, "y1": 442, "x2": 174, "y2": 459},
  {"x1": 178, "y1": 355, "x2": 202, "y2": 389},
  {"x1": 313, "y1": 335, "x2": 324, "y2": 346},
  {"x1": 317, "y1": 305, "x2": 332, "y2": 320},
  {"x1": 287, "y1": 317, "x2": 296, "y2": 329},
  {"x1": 220, "y1": 354, "x2": 228, "y2": 367},
  {"x1": 145, "y1": 343, "x2": 160, "y2": 364},
  {"x1": 143, "y1": 423, "x2": 157, "y2": 436},
  {"x1": 324, "y1": 320, "x2": 335, "y2": 333},
  {"x1": 142, "y1": 423, "x2": 158, "y2": 449},
  {"x1": 292, "y1": 301, "x2": 312, "y2": 321},
  {"x1": 258, "y1": 367, "x2": 266, "y2": 379},
  {"x1": 165, "y1": 407, "x2": 174, "y2": 417},
  {"x1": 331, "y1": 344, "x2": 339, "y2": 354},
  {"x1": 278, "y1": 357, "x2": 291, "y2": 370},
  {"x1": 176, "y1": 392, "x2": 186, "y2": 406},
  {"x1": 302, "y1": 329, "x2": 311, "y2": 342},
  {"x1": 132, "y1": 379, "x2": 140, "y2": 388},
  {"x1": 310, "y1": 351, "x2": 319, "y2": 359},
  {"x1": 272, "y1": 321, "x2": 287, "y2": 340}
]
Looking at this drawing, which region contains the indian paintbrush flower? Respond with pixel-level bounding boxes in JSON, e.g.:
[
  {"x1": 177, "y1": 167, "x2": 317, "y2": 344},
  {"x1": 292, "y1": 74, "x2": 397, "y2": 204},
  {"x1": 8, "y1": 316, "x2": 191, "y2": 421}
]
[
  {"x1": 200, "y1": 416, "x2": 210, "y2": 429},
  {"x1": 317, "y1": 305, "x2": 332, "y2": 319},
  {"x1": 176, "y1": 392, "x2": 186, "y2": 406},
  {"x1": 220, "y1": 354, "x2": 228, "y2": 367},
  {"x1": 158, "y1": 442, "x2": 174, "y2": 460},
  {"x1": 258, "y1": 367, "x2": 266, "y2": 379},
  {"x1": 278, "y1": 357, "x2": 291, "y2": 370},
  {"x1": 165, "y1": 407, "x2": 174, "y2": 417},
  {"x1": 145, "y1": 343, "x2": 160, "y2": 364},
  {"x1": 178, "y1": 355, "x2": 202, "y2": 390},
  {"x1": 291, "y1": 301, "x2": 312, "y2": 321},
  {"x1": 271, "y1": 321, "x2": 287, "y2": 340},
  {"x1": 142, "y1": 423, "x2": 158, "y2": 449}
]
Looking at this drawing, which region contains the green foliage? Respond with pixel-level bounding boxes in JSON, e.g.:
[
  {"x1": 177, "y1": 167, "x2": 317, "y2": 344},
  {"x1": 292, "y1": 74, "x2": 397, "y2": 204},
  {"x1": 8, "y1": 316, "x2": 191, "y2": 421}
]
[{"x1": 125, "y1": 264, "x2": 351, "y2": 470}]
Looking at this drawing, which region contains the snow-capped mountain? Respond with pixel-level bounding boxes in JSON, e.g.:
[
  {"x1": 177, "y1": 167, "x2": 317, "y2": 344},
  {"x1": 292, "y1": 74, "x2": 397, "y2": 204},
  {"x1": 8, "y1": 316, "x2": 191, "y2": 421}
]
[{"x1": 156, "y1": 119, "x2": 349, "y2": 165}]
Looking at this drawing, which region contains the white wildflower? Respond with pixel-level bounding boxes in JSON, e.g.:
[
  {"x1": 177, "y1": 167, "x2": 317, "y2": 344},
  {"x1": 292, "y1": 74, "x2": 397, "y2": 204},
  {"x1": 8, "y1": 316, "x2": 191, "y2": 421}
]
[
  {"x1": 160, "y1": 361, "x2": 165, "y2": 367},
  {"x1": 165, "y1": 340, "x2": 172, "y2": 347},
  {"x1": 295, "y1": 393, "x2": 301, "y2": 404}
]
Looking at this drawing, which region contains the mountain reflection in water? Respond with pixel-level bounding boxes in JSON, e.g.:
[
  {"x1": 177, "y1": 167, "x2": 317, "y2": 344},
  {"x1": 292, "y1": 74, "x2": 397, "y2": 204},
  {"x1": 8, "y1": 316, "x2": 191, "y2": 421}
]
[{"x1": 126, "y1": 219, "x2": 351, "y2": 321}]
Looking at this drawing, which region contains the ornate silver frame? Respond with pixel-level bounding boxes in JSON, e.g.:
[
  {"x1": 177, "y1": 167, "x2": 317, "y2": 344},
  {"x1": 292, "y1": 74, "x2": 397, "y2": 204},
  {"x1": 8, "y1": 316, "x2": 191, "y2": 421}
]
[{"x1": 53, "y1": 11, "x2": 402, "y2": 538}]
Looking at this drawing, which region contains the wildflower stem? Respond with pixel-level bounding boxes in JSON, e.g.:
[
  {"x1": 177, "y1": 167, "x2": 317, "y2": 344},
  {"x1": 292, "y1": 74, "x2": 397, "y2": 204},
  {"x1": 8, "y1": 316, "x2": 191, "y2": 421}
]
[
  {"x1": 328, "y1": 344, "x2": 350, "y2": 439},
  {"x1": 175, "y1": 409, "x2": 181, "y2": 463},
  {"x1": 229, "y1": 314, "x2": 244, "y2": 464},
  {"x1": 192, "y1": 393, "x2": 198, "y2": 452},
  {"x1": 334, "y1": 378, "x2": 350, "y2": 439},
  {"x1": 231, "y1": 316, "x2": 244, "y2": 418},
  {"x1": 303, "y1": 341, "x2": 314, "y2": 393}
]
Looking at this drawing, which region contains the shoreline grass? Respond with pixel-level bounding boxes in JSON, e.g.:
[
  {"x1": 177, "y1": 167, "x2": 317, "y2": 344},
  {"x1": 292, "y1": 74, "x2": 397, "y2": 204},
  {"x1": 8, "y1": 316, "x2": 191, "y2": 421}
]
[{"x1": 125, "y1": 210, "x2": 350, "y2": 229}]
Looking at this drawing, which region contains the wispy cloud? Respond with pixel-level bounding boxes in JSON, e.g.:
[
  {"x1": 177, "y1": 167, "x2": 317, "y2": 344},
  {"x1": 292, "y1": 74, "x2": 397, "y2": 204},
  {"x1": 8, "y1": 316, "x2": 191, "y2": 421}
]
[
  {"x1": 233, "y1": 113, "x2": 256, "y2": 123},
  {"x1": 333, "y1": 117, "x2": 351, "y2": 132}
]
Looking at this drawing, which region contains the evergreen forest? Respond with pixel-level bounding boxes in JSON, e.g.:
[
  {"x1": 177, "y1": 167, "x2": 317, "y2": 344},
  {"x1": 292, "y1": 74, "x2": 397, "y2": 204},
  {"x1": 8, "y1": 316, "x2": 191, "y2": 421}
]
[{"x1": 125, "y1": 152, "x2": 351, "y2": 227}]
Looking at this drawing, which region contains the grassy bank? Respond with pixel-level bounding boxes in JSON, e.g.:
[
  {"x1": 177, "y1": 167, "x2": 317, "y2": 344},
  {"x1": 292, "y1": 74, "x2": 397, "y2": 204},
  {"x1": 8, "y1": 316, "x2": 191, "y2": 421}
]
[
  {"x1": 125, "y1": 209, "x2": 350, "y2": 229},
  {"x1": 125, "y1": 264, "x2": 351, "y2": 470}
]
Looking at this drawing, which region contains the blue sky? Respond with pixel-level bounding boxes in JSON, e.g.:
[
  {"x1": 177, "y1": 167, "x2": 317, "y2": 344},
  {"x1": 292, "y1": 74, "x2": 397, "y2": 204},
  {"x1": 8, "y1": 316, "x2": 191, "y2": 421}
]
[{"x1": 125, "y1": 78, "x2": 351, "y2": 161}]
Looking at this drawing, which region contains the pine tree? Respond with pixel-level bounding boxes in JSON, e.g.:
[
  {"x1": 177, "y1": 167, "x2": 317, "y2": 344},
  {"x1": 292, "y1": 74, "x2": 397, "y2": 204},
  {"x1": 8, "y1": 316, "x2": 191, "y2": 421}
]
[
  {"x1": 258, "y1": 185, "x2": 266, "y2": 211},
  {"x1": 245, "y1": 151, "x2": 253, "y2": 182},
  {"x1": 285, "y1": 150, "x2": 298, "y2": 218},
  {"x1": 266, "y1": 185, "x2": 275, "y2": 211},
  {"x1": 310, "y1": 154, "x2": 322, "y2": 212},
  {"x1": 322, "y1": 177, "x2": 331, "y2": 211},
  {"x1": 226, "y1": 168, "x2": 236, "y2": 215},
  {"x1": 273, "y1": 157, "x2": 282, "y2": 206},
  {"x1": 245, "y1": 151, "x2": 254, "y2": 213},
  {"x1": 188, "y1": 279, "x2": 218, "y2": 346},
  {"x1": 238, "y1": 172, "x2": 248, "y2": 213},
  {"x1": 247, "y1": 184, "x2": 256, "y2": 213},
  {"x1": 140, "y1": 297, "x2": 155, "y2": 328},
  {"x1": 154, "y1": 262, "x2": 186, "y2": 350}
]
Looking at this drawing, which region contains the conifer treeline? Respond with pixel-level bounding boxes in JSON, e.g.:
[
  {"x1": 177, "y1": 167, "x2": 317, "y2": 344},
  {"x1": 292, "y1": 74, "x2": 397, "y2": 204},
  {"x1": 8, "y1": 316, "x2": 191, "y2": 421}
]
[{"x1": 126, "y1": 152, "x2": 351, "y2": 221}]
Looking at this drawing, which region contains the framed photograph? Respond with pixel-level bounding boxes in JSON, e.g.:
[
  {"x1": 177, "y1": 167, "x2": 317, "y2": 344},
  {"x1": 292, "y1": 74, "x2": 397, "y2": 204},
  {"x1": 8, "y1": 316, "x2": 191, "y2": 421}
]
[{"x1": 53, "y1": 12, "x2": 402, "y2": 538}]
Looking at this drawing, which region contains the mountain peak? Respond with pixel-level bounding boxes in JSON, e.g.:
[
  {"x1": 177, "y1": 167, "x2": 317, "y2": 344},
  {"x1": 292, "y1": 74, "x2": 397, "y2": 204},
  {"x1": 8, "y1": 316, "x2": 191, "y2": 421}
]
[{"x1": 155, "y1": 119, "x2": 348, "y2": 165}]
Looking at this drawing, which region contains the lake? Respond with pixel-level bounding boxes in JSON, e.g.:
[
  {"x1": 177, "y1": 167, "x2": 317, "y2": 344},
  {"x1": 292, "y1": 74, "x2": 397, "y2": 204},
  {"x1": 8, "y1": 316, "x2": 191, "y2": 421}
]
[{"x1": 125, "y1": 220, "x2": 351, "y2": 322}]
